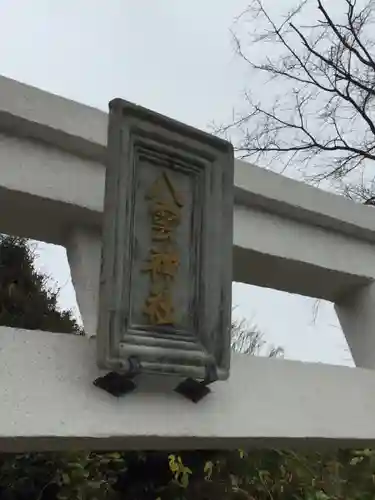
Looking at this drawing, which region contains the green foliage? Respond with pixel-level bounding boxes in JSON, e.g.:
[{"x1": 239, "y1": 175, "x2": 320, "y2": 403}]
[
  {"x1": 0, "y1": 451, "x2": 126, "y2": 500},
  {"x1": 0, "y1": 235, "x2": 83, "y2": 334},
  {"x1": 1, "y1": 449, "x2": 375, "y2": 499},
  {"x1": 0, "y1": 234, "x2": 374, "y2": 498}
]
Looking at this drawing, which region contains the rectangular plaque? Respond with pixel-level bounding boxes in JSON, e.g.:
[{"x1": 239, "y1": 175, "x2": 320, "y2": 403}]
[{"x1": 97, "y1": 99, "x2": 234, "y2": 380}]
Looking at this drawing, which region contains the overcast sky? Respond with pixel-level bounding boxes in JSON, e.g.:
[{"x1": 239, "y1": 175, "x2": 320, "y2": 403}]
[{"x1": 0, "y1": 0, "x2": 353, "y2": 366}]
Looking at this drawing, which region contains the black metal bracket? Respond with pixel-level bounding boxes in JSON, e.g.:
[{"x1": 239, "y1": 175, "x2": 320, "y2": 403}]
[
  {"x1": 94, "y1": 358, "x2": 219, "y2": 402},
  {"x1": 93, "y1": 356, "x2": 141, "y2": 397},
  {"x1": 174, "y1": 363, "x2": 218, "y2": 403}
]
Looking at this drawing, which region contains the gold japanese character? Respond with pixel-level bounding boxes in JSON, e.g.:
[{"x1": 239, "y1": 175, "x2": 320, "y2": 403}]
[
  {"x1": 146, "y1": 171, "x2": 184, "y2": 241},
  {"x1": 150, "y1": 201, "x2": 181, "y2": 241},
  {"x1": 143, "y1": 287, "x2": 175, "y2": 325},
  {"x1": 146, "y1": 171, "x2": 184, "y2": 208},
  {"x1": 142, "y1": 247, "x2": 179, "y2": 282},
  {"x1": 141, "y1": 171, "x2": 184, "y2": 326}
]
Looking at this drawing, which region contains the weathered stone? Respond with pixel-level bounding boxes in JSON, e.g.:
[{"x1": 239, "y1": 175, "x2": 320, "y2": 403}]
[{"x1": 97, "y1": 99, "x2": 234, "y2": 381}]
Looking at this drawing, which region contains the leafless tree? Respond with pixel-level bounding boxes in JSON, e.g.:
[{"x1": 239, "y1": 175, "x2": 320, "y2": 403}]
[
  {"x1": 231, "y1": 319, "x2": 284, "y2": 357},
  {"x1": 223, "y1": 0, "x2": 375, "y2": 198}
]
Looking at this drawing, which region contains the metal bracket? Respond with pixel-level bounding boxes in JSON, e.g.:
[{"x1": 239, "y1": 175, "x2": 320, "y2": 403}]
[
  {"x1": 94, "y1": 357, "x2": 218, "y2": 402},
  {"x1": 93, "y1": 356, "x2": 141, "y2": 397},
  {"x1": 174, "y1": 363, "x2": 218, "y2": 403}
]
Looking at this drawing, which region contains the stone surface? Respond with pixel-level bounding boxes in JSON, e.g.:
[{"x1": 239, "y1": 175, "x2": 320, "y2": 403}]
[
  {"x1": 66, "y1": 226, "x2": 101, "y2": 337},
  {"x1": 97, "y1": 99, "x2": 234, "y2": 380},
  {"x1": 2, "y1": 74, "x2": 375, "y2": 452},
  {"x1": 1, "y1": 327, "x2": 375, "y2": 452},
  {"x1": 2, "y1": 75, "x2": 375, "y2": 370},
  {"x1": 336, "y1": 282, "x2": 375, "y2": 369}
]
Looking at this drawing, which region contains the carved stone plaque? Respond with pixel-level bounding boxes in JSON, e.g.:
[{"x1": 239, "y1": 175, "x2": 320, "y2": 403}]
[{"x1": 97, "y1": 99, "x2": 234, "y2": 381}]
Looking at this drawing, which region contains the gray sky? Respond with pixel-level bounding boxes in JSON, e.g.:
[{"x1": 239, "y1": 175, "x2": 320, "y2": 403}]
[{"x1": 0, "y1": 0, "x2": 352, "y2": 366}]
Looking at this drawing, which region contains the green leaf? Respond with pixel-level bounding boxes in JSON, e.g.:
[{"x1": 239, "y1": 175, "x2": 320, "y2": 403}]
[
  {"x1": 180, "y1": 473, "x2": 190, "y2": 488},
  {"x1": 315, "y1": 492, "x2": 330, "y2": 500},
  {"x1": 61, "y1": 473, "x2": 70, "y2": 485},
  {"x1": 204, "y1": 460, "x2": 213, "y2": 480},
  {"x1": 350, "y1": 457, "x2": 364, "y2": 466}
]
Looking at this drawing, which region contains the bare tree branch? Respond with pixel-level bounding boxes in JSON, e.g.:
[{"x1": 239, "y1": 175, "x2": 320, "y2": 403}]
[
  {"x1": 231, "y1": 318, "x2": 284, "y2": 358},
  {"x1": 318, "y1": 0, "x2": 374, "y2": 69},
  {"x1": 221, "y1": 0, "x2": 375, "y2": 190}
]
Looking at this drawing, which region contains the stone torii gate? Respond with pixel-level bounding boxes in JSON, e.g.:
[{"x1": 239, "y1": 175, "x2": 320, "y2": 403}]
[{"x1": 1, "y1": 75, "x2": 375, "y2": 452}]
